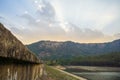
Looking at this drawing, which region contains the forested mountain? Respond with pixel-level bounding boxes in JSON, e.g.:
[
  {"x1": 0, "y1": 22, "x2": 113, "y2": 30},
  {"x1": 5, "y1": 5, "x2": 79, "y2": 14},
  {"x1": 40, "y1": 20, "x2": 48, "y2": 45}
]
[
  {"x1": 60, "y1": 52, "x2": 120, "y2": 66},
  {"x1": 27, "y1": 39, "x2": 120, "y2": 60}
]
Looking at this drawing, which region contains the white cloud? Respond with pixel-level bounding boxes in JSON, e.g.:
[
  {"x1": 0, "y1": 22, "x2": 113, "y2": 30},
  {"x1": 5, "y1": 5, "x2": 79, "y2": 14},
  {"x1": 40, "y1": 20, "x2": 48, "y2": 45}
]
[
  {"x1": 14, "y1": 0, "x2": 119, "y2": 44},
  {"x1": 24, "y1": 11, "x2": 28, "y2": 14},
  {"x1": 37, "y1": 4, "x2": 45, "y2": 11},
  {"x1": 2, "y1": 0, "x2": 119, "y2": 44},
  {"x1": 52, "y1": 0, "x2": 119, "y2": 31},
  {"x1": 34, "y1": 0, "x2": 38, "y2": 4},
  {"x1": 12, "y1": 11, "x2": 114, "y2": 44}
]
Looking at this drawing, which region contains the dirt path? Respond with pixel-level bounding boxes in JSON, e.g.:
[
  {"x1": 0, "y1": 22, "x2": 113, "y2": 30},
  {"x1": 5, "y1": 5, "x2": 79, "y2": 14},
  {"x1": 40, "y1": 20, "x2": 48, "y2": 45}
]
[{"x1": 51, "y1": 66, "x2": 87, "y2": 80}]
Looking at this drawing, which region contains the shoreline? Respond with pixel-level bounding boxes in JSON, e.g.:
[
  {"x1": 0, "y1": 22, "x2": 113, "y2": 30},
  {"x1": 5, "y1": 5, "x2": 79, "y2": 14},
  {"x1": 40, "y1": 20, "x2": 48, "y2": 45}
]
[
  {"x1": 52, "y1": 66, "x2": 87, "y2": 80},
  {"x1": 65, "y1": 66, "x2": 120, "y2": 72}
]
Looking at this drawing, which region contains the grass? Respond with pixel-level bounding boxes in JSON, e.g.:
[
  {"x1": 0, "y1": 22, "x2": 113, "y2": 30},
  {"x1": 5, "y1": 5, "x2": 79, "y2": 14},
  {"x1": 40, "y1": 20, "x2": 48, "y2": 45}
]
[{"x1": 45, "y1": 65, "x2": 79, "y2": 80}]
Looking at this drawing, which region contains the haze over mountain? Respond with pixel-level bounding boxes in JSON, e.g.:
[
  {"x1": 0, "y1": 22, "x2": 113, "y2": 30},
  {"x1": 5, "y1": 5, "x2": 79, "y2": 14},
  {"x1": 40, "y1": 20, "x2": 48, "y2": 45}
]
[{"x1": 27, "y1": 39, "x2": 120, "y2": 59}]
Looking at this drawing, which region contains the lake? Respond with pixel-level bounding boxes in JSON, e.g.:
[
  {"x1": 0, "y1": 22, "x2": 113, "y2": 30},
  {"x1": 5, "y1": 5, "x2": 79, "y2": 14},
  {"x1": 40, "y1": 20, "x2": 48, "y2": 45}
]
[
  {"x1": 73, "y1": 72, "x2": 120, "y2": 80},
  {"x1": 65, "y1": 66, "x2": 120, "y2": 80}
]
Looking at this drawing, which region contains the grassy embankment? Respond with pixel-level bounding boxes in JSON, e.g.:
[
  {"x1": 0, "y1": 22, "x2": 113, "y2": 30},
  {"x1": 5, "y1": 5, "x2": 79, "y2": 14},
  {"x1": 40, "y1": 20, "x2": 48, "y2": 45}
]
[{"x1": 45, "y1": 65, "x2": 80, "y2": 80}]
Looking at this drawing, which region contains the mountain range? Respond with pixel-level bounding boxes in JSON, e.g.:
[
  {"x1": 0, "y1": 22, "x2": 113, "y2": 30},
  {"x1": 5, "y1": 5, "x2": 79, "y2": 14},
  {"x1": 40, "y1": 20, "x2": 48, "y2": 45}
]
[{"x1": 27, "y1": 39, "x2": 120, "y2": 60}]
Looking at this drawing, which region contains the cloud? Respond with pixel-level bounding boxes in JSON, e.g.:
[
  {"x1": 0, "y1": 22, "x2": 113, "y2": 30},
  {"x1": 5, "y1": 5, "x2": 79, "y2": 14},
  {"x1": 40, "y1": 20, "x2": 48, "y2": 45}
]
[
  {"x1": 63, "y1": 24, "x2": 111, "y2": 43},
  {"x1": 11, "y1": 13, "x2": 115, "y2": 44},
  {"x1": 102, "y1": 17, "x2": 120, "y2": 35},
  {"x1": 114, "y1": 33, "x2": 120, "y2": 39},
  {"x1": 0, "y1": 16, "x2": 17, "y2": 30},
  {"x1": 1, "y1": 0, "x2": 119, "y2": 44},
  {"x1": 9, "y1": 0, "x2": 118, "y2": 44},
  {"x1": 0, "y1": 15, "x2": 113, "y2": 44},
  {"x1": 36, "y1": 0, "x2": 56, "y2": 22},
  {"x1": 53, "y1": 0, "x2": 119, "y2": 31}
]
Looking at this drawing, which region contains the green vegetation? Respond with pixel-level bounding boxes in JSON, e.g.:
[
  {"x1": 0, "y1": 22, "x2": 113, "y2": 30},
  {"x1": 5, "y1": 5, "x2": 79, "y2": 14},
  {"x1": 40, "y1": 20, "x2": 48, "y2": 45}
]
[
  {"x1": 45, "y1": 65, "x2": 79, "y2": 80},
  {"x1": 44, "y1": 52, "x2": 120, "y2": 67},
  {"x1": 27, "y1": 39, "x2": 120, "y2": 66},
  {"x1": 27, "y1": 39, "x2": 120, "y2": 60}
]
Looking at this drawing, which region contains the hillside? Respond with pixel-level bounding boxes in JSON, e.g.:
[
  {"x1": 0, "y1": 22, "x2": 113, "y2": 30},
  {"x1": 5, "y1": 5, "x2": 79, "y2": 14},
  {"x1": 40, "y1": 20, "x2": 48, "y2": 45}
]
[
  {"x1": 0, "y1": 23, "x2": 40, "y2": 63},
  {"x1": 61, "y1": 52, "x2": 120, "y2": 66},
  {"x1": 27, "y1": 39, "x2": 120, "y2": 60},
  {"x1": 0, "y1": 23, "x2": 83, "y2": 80}
]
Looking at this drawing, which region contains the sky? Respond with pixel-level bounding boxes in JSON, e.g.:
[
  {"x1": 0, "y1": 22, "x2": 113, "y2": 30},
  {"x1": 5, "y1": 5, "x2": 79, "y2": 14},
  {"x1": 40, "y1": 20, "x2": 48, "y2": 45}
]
[{"x1": 0, "y1": 0, "x2": 120, "y2": 44}]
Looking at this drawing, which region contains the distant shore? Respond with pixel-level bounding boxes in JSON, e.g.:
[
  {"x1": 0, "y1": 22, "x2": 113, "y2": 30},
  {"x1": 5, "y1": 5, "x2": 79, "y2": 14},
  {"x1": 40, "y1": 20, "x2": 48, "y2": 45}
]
[{"x1": 65, "y1": 66, "x2": 120, "y2": 72}]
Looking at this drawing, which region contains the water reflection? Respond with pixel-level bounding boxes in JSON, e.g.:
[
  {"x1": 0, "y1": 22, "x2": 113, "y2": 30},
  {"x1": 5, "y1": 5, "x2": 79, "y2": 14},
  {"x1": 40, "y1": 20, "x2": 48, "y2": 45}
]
[{"x1": 73, "y1": 72, "x2": 120, "y2": 80}]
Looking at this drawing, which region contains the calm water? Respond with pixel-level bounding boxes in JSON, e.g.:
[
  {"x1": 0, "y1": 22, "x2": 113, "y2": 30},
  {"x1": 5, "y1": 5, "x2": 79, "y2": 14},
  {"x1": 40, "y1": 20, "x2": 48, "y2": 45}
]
[{"x1": 73, "y1": 72, "x2": 120, "y2": 80}]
